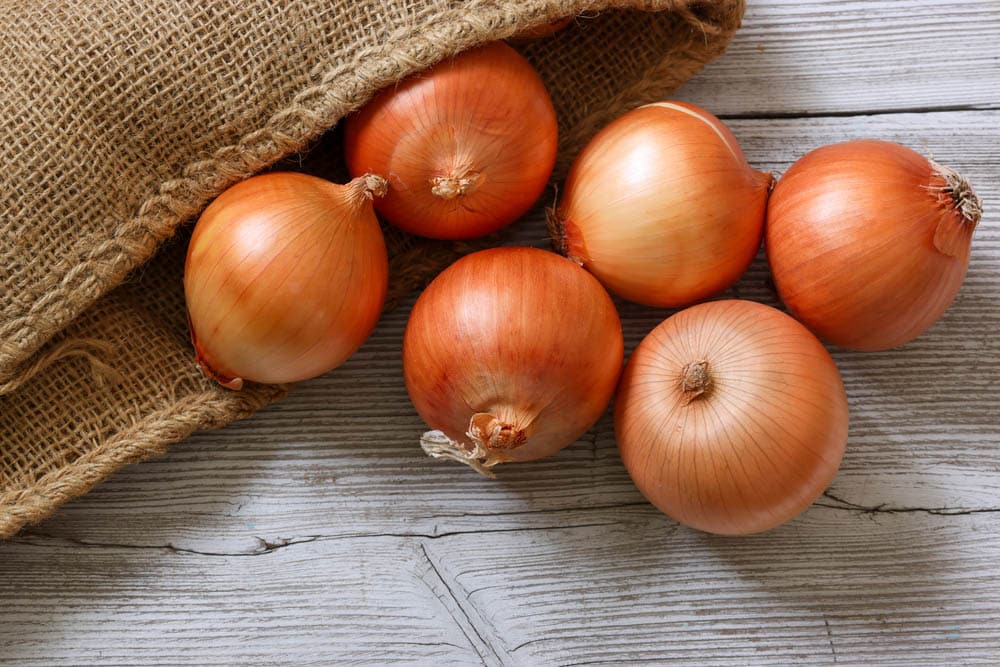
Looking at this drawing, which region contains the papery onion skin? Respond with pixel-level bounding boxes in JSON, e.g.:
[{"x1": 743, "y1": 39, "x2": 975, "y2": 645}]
[
  {"x1": 344, "y1": 41, "x2": 558, "y2": 240},
  {"x1": 403, "y1": 246, "x2": 623, "y2": 473},
  {"x1": 766, "y1": 140, "x2": 981, "y2": 351},
  {"x1": 615, "y1": 300, "x2": 849, "y2": 535},
  {"x1": 185, "y1": 172, "x2": 389, "y2": 389},
  {"x1": 553, "y1": 101, "x2": 772, "y2": 307}
]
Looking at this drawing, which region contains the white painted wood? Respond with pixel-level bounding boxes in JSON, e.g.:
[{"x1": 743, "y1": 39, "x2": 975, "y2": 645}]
[
  {"x1": 423, "y1": 513, "x2": 1000, "y2": 665},
  {"x1": 0, "y1": 536, "x2": 485, "y2": 666},
  {"x1": 2, "y1": 3, "x2": 1000, "y2": 665},
  {"x1": 676, "y1": 0, "x2": 1000, "y2": 116}
]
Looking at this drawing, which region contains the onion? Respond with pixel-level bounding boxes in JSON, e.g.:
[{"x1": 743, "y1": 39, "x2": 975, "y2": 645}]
[
  {"x1": 184, "y1": 172, "x2": 389, "y2": 389},
  {"x1": 615, "y1": 300, "x2": 849, "y2": 535},
  {"x1": 403, "y1": 246, "x2": 623, "y2": 476},
  {"x1": 766, "y1": 140, "x2": 982, "y2": 350},
  {"x1": 551, "y1": 101, "x2": 772, "y2": 307},
  {"x1": 343, "y1": 41, "x2": 558, "y2": 240}
]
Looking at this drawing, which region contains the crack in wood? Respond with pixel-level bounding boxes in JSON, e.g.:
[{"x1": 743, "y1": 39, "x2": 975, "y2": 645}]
[
  {"x1": 12, "y1": 492, "x2": 997, "y2": 557},
  {"x1": 819, "y1": 491, "x2": 1000, "y2": 517},
  {"x1": 824, "y1": 619, "x2": 839, "y2": 664},
  {"x1": 392, "y1": 641, "x2": 469, "y2": 650},
  {"x1": 12, "y1": 491, "x2": 996, "y2": 558},
  {"x1": 511, "y1": 635, "x2": 550, "y2": 654},
  {"x1": 564, "y1": 659, "x2": 677, "y2": 666},
  {"x1": 419, "y1": 542, "x2": 506, "y2": 666},
  {"x1": 13, "y1": 520, "x2": 621, "y2": 557},
  {"x1": 426, "y1": 501, "x2": 652, "y2": 520},
  {"x1": 717, "y1": 104, "x2": 1000, "y2": 121}
]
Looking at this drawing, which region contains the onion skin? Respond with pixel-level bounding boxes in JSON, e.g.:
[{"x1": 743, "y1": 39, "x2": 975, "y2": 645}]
[
  {"x1": 184, "y1": 172, "x2": 388, "y2": 388},
  {"x1": 403, "y1": 247, "x2": 623, "y2": 474},
  {"x1": 615, "y1": 300, "x2": 849, "y2": 535},
  {"x1": 766, "y1": 140, "x2": 982, "y2": 351},
  {"x1": 553, "y1": 101, "x2": 772, "y2": 307},
  {"x1": 344, "y1": 42, "x2": 558, "y2": 240}
]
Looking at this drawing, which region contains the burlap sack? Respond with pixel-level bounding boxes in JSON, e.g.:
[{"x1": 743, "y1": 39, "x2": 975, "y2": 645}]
[{"x1": 0, "y1": 0, "x2": 744, "y2": 537}]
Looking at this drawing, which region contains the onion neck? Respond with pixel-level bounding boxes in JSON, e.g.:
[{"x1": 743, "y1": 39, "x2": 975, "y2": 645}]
[
  {"x1": 758, "y1": 169, "x2": 776, "y2": 192},
  {"x1": 929, "y1": 161, "x2": 981, "y2": 257},
  {"x1": 680, "y1": 359, "x2": 712, "y2": 405},
  {"x1": 418, "y1": 412, "x2": 526, "y2": 478},
  {"x1": 546, "y1": 208, "x2": 586, "y2": 264},
  {"x1": 344, "y1": 172, "x2": 388, "y2": 206},
  {"x1": 431, "y1": 170, "x2": 483, "y2": 200}
]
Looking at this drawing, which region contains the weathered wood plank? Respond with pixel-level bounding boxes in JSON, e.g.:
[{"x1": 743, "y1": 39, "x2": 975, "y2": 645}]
[
  {"x1": 0, "y1": 536, "x2": 487, "y2": 666},
  {"x1": 676, "y1": 0, "x2": 1000, "y2": 116},
  {"x1": 424, "y1": 512, "x2": 1000, "y2": 665},
  {"x1": 2, "y1": 511, "x2": 998, "y2": 665},
  {"x1": 2, "y1": 22, "x2": 999, "y2": 664}
]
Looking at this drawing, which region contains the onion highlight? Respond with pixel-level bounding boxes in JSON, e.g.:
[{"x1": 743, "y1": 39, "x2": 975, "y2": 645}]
[
  {"x1": 766, "y1": 140, "x2": 981, "y2": 350},
  {"x1": 344, "y1": 42, "x2": 558, "y2": 240},
  {"x1": 185, "y1": 172, "x2": 389, "y2": 389},
  {"x1": 403, "y1": 246, "x2": 623, "y2": 476},
  {"x1": 552, "y1": 101, "x2": 772, "y2": 307}
]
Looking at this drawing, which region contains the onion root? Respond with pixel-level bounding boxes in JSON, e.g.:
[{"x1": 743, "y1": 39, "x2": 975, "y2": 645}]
[
  {"x1": 419, "y1": 432, "x2": 495, "y2": 479},
  {"x1": 419, "y1": 412, "x2": 526, "y2": 478},
  {"x1": 469, "y1": 412, "x2": 527, "y2": 450},
  {"x1": 430, "y1": 172, "x2": 483, "y2": 199}
]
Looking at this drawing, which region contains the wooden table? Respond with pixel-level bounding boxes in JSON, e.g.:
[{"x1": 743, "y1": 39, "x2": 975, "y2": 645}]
[{"x1": 2, "y1": 1, "x2": 998, "y2": 664}]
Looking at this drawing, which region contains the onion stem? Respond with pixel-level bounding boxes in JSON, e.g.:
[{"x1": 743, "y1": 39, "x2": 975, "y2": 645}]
[
  {"x1": 680, "y1": 359, "x2": 711, "y2": 404},
  {"x1": 930, "y1": 160, "x2": 983, "y2": 225}
]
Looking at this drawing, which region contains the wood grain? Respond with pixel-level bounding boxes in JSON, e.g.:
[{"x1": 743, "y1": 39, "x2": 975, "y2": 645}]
[
  {"x1": 2, "y1": 4, "x2": 1000, "y2": 665},
  {"x1": 677, "y1": 0, "x2": 1000, "y2": 116}
]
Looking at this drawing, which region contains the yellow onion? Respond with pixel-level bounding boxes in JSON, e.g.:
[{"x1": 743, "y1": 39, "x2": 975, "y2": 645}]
[
  {"x1": 344, "y1": 42, "x2": 558, "y2": 240},
  {"x1": 766, "y1": 140, "x2": 982, "y2": 350},
  {"x1": 615, "y1": 300, "x2": 849, "y2": 535},
  {"x1": 403, "y1": 246, "x2": 623, "y2": 476},
  {"x1": 552, "y1": 101, "x2": 771, "y2": 307},
  {"x1": 184, "y1": 172, "x2": 388, "y2": 389}
]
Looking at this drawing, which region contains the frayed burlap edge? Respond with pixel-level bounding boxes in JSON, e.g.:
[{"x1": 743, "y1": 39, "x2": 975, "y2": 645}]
[{"x1": 0, "y1": 383, "x2": 287, "y2": 538}]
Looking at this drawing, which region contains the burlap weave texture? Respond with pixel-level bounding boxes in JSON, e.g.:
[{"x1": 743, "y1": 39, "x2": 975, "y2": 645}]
[{"x1": 0, "y1": 0, "x2": 744, "y2": 537}]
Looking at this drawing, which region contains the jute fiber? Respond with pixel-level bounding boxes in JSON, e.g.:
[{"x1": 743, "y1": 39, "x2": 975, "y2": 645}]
[{"x1": 0, "y1": 0, "x2": 744, "y2": 537}]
